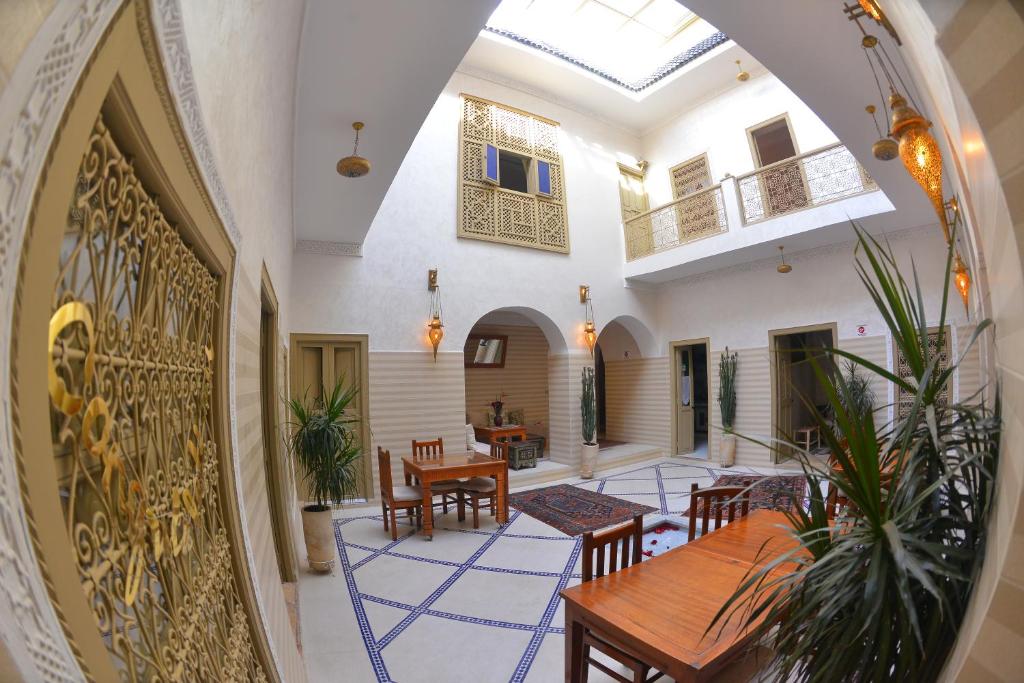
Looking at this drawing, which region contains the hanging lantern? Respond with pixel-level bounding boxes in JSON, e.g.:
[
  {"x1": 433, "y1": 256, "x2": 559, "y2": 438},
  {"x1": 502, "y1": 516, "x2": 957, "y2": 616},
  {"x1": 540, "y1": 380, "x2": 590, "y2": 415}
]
[
  {"x1": 889, "y1": 91, "x2": 950, "y2": 243},
  {"x1": 580, "y1": 285, "x2": 597, "y2": 356},
  {"x1": 426, "y1": 269, "x2": 444, "y2": 360},
  {"x1": 865, "y1": 105, "x2": 898, "y2": 161},
  {"x1": 953, "y1": 253, "x2": 971, "y2": 311},
  {"x1": 583, "y1": 320, "x2": 597, "y2": 356},
  {"x1": 777, "y1": 245, "x2": 792, "y2": 274},
  {"x1": 337, "y1": 122, "x2": 371, "y2": 178}
]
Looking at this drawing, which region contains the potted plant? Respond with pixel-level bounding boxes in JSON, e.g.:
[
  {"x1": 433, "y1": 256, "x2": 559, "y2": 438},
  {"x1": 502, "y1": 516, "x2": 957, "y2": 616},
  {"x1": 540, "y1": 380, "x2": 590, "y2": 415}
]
[
  {"x1": 718, "y1": 348, "x2": 738, "y2": 467},
  {"x1": 711, "y1": 226, "x2": 999, "y2": 682},
  {"x1": 286, "y1": 378, "x2": 363, "y2": 572},
  {"x1": 580, "y1": 366, "x2": 598, "y2": 478}
]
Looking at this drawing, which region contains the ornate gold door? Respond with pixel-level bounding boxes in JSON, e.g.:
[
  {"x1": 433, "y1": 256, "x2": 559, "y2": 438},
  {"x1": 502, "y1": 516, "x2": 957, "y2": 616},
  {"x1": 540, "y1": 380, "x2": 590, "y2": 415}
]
[{"x1": 6, "y1": 3, "x2": 272, "y2": 680}]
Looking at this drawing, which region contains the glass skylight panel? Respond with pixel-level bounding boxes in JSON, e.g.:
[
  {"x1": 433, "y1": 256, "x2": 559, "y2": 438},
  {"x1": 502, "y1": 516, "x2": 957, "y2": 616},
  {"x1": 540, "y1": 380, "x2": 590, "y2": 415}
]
[{"x1": 484, "y1": 0, "x2": 718, "y2": 90}]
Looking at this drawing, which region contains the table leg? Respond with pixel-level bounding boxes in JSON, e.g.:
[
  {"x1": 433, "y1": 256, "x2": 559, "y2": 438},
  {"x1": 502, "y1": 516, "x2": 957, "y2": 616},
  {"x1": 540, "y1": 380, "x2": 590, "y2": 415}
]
[
  {"x1": 421, "y1": 480, "x2": 434, "y2": 540},
  {"x1": 495, "y1": 467, "x2": 508, "y2": 525},
  {"x1": 565, "y1": 604, "x2": 585, "y2": 683}
]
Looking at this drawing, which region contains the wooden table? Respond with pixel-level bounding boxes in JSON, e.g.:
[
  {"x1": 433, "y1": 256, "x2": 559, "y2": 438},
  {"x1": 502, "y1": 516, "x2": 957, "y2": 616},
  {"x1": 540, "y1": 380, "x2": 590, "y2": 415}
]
[
  {"x1": 402, "y1": 450, "x2": 509, "y2": 540},
  {"x1": 560, "y1": 510, "x2": 797, "y2": 682},
  {"x1": 473, "y1": 424, "x2": 528, "y2": 445}
]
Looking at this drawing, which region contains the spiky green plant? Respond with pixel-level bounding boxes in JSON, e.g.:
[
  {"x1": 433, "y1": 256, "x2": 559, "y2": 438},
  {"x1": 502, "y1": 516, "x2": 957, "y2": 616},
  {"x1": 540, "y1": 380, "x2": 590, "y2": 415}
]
[
  {"x1": 833, "y1": 358, "x2": 876, "y2": 424},
  {"x1": 710, "y1": 224, "x2": 999, "y2": 682},
  {"x1": 719, "y1": 348, "x2": 738, "y2": 433},
  {"x1": 581, "y1": 366, "x2": 597, "y2": 446},
  {"x1": 286, "y1": 378, "x2": 364, "y2": 510}
]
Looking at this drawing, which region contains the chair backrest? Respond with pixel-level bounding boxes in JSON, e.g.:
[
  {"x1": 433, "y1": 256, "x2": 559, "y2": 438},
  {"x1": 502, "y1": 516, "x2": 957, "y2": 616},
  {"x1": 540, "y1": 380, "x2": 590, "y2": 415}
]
[
  {"x1": 377, "y1": 447, "x2": 394, "y2": 502},
  {"x1": 412, "y1": 437, "x2": 444, "y2": 460},
  {"x1": 489, "y1": 436, "x2": 509, "y2": 461},
  {"x1": 582, "y1": 514, "x2": 644, "y2": 582},
  {"x1": 826, "y1": 482, "x2": 851, "y2": 520},
  {"x1": 687, "y1": 483, "x2": 751, "y2": 541}
]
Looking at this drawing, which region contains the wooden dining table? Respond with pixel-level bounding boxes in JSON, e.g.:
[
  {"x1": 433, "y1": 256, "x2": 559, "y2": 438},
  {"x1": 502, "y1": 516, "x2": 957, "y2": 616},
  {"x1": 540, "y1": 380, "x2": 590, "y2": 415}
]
[
  {"x1": 402, "y1": 450, "x2": 509, "y2": 540},
  {"x1": 560, "y1": 510, "x2": 798, "y2": 682}
]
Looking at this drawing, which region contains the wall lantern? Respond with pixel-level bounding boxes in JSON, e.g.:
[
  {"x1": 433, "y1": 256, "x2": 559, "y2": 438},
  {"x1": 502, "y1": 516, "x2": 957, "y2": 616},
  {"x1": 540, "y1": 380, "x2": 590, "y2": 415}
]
[
  {"x1": 580, "y1": 285, "x2": 597, "y2": 356},
  {"x1": 337, "y1": 122, "x2": 371, "y2": 178},
  {"x1": 945, "y1": 197, "x2": 972, "y2": 312},
  {"x1": 776, "y1": 246, "x2": 792, "y2": 274},
  {"x1": 427, "y1": 269, "x2": 444, "y2": 360}
]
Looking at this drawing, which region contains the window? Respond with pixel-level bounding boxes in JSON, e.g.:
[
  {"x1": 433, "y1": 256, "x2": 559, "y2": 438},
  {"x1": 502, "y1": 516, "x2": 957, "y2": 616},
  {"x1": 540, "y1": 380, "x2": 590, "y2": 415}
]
[
  {"x1": 669, "y1": 153, "x2": 711, "y2": 199},
  {"x1": 894, "y1": 327, "x2": 951, "y2": 420},
  {"x1": 748, "y1": 115, "x2": 798, "y2": 167},
  {"x1": 458, "y1": 94, "x2": 569, "y2": 253}
]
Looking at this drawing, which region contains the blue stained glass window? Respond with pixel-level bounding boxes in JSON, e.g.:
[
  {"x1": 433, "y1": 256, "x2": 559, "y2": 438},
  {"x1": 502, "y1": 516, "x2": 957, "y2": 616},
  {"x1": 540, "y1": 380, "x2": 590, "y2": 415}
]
[
  {"x1": 537, "y1": 160, "x2": 551, "y2": 195},
  {"x1": 484, "y1": 144, "x2": 499, "y2": 183}
]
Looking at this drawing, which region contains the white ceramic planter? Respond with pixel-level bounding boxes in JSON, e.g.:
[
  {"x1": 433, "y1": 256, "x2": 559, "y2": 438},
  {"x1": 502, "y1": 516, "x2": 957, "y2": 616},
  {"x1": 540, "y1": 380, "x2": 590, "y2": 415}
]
[
  {"x1": 301, "y1": 505, "x2": 336, "y2": 572},
  {"x1": 720, "y1": 434, "x2": 737, "y2": 467},
  {"x1": 580, "y1": 443, "x2": 599, "y2": 479}
]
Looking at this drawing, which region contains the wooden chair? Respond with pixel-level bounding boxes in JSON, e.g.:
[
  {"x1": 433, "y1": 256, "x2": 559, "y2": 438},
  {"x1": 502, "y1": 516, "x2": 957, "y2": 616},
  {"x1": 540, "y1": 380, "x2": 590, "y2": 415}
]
[
  {"x1": 580, "y1": 514, "x2": 662, "y2": 683},
  {"x1": 456, "y1": 436, "x2": 511, "y2": 528},
  {"x1": 411, "y1": 437, "x2": 461, "y2": 515},
  {"x1": 687, "y1": 483, "x2": 751, "y2": 542},
  {"x1": 377, "y1": 447, "x2": 422, "y2": 541}
]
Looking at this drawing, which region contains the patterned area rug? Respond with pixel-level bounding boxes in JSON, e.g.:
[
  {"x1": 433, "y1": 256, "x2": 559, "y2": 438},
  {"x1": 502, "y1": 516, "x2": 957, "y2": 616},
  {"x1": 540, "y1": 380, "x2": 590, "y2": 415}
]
[
  {"x1": 707, "y1": 474, "x2": 808, "y2": 512},
  {"x1": 509, "y1": 484, "x2": 657, "y2": 536}
]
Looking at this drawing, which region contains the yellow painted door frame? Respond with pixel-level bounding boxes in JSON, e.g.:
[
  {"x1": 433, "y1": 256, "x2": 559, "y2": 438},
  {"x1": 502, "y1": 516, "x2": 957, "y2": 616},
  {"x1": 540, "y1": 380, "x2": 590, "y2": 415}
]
[{"x1": 670, "y1": 338, "x2": 711, "y2": 457}]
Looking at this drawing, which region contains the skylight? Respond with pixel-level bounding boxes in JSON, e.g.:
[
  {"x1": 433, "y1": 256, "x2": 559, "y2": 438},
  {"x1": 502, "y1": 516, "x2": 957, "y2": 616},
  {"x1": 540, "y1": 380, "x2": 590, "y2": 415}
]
[{"x1": 484, "y1": 0, "x2": 725, "y2": 91}]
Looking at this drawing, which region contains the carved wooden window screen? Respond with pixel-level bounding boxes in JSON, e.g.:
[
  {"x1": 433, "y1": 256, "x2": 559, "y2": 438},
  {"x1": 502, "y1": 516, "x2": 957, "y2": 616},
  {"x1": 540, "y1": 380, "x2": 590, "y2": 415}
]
[
  {"x1": 458, "y1": 94, "x2": 569, "y2": 253},
  {"x1": 48, "y1": 117, "x2": 266, "y2": 681},
  {"x1": 670, "y1": 153, "x2": 712, "y2": 199},
  {"x1": 894, "y1": 326, "x2": 951, "y2": 420}
]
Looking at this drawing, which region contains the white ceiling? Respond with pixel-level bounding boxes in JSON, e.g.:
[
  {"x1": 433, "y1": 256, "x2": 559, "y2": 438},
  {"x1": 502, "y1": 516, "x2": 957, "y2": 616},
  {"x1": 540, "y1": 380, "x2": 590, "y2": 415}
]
[
  {"x1": 293, "y1": 0, "x2": 500, "y2": 245},
  {"x1": 459, "y1": 30, "x2": 762, "y2": 134}
]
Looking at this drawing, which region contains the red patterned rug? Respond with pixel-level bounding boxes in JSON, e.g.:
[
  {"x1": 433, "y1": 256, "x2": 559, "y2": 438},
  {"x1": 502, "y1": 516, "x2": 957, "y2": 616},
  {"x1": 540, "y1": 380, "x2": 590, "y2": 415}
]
[
  {"x1": 702, "y1": 474, "x2": 807, "y2": 512},
  {"x1": 509, "y1": 484, "x2": 656, "y2": 537}
]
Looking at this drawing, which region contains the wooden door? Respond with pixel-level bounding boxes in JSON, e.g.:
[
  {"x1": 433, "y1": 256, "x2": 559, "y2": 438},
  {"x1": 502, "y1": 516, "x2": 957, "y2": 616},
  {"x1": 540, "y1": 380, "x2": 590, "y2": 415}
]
[
  {"x1": 676, "y1": 347, "x2": 695, "y2": 454},
  {"x1": 290, "y1": 334, "x2": 371, "y2": 501},
  {"x1": 618, "y1": 164, "x2": 650, "y2": 222},
  {"x1": 749, "y1": 115, "x2": 808, "y2": 216},
  {"x1": 775, "y1": 337, "x2": 796, "y2": 461}
]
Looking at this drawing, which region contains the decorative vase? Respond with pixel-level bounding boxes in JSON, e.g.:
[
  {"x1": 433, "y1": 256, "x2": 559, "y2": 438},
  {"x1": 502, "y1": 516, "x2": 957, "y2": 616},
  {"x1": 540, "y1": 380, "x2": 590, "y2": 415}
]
[
  {"x1": 580, "y1": 443, "x2": 599, "y2": 479},
  {"x1": 301, "y1": 505, "x2": 336, "y2": 572},
  {"x1": 492, "y1": 401, "x2": 504, "y2": 427},
  {"x1": 720, "y1": 434, "x2": 737, "y2": 468}
]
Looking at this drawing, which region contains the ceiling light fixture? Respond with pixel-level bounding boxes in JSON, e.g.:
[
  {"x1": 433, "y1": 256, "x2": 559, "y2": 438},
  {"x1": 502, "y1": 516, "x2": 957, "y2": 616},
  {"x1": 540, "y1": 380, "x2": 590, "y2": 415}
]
[
  {"x1": 735, "y1": 59, "x2": 749, "y2": 82},
  {"x1": 889, "y1": 91, "x2": 949, "y2": 243},
  {"x1": 777, "y1": 246, "x2": 792, "y2": 274},
  {"x1": 337, "y1": 122, "x2": 371, "y2": 178}
]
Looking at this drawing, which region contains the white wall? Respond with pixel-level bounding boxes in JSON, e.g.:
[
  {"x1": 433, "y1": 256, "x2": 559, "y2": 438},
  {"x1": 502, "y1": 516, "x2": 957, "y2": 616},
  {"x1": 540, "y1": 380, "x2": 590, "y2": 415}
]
[
  {"x1": 290, "y1": 70, "x2": 659, "y2": 351},
  {"x1": 641, "y1": 70, "x2": 839, "y2": 206}
]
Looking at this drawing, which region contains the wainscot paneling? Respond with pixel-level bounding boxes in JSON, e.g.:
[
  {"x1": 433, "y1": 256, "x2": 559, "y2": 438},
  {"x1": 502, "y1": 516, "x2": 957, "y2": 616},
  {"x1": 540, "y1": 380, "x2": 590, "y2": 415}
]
[
  {"x1": 464, "y1": 324, "x2": 550, "y2": 436},
  {"x1": 604, "y1": 357, "x2": 671, "y2": 450}
]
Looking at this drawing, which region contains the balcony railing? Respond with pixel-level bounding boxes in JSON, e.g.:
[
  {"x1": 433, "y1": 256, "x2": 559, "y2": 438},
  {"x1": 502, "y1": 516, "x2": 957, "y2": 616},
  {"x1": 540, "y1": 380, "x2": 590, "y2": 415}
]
[
  {"x1": 624, "y1": 184, "x2": 727, "y2": 261},
  {"x1": 735, "y1": 143, "x2": 876, "y2": 225}
]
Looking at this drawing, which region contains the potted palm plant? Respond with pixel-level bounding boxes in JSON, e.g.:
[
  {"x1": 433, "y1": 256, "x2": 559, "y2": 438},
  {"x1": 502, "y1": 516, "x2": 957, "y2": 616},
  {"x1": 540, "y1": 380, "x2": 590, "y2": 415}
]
[
  {"x1": 718, "y1": 348, "x2": 738, "y2": 467},
  {"x1": 286, "y1": 378, "x2": 363, "y2": 572},
  {"x1": 580, "y1": 366, "x2": 598, "y2": 478},
  {"x1": 711, "y1": 226, "x2": 999, "y2": 682}
]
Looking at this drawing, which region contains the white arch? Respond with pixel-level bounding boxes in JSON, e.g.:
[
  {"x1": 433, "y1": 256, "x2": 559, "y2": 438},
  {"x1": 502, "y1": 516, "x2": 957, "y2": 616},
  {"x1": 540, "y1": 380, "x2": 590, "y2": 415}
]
[
  {"x1": 466, "y1": 306, "x2": 569, "y2": 354},
  {"x1": 598, "y1": 314, "x2": 659, "y2": 358}
]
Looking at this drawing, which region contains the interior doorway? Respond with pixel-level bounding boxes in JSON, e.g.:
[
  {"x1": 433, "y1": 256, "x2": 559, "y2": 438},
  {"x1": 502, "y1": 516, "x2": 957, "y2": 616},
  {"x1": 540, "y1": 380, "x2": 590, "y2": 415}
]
[
  {"x1": 289, "y1": 333, "x2": 372, "y2": 501},
  {"x1": 747, "y1": 113, "x2": 807, "y2": 215},
  {"x1": 671, "y1": 339, "x2": 710, "y2": 458},
  {"x1": 260, "y1": 270, "x2": 296, "y2": 582},
  {"x1": 770, "y1": 324, "x2": 837, "y2": 463}
]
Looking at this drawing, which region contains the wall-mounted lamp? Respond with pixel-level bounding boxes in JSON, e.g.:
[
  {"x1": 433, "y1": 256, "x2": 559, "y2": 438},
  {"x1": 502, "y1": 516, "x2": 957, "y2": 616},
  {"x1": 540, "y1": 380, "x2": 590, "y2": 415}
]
[
  {"x1": 580, "y1": 285, "x2": 597, "y2": 355},
  {"x1": 945, "y1": 197, "x2": 972, "y2": 312},
  {"x1": 777, "y1": 246, "x2": 792, "y2": 274},
  {"x1": 427, "y1": 269, "x2": 444, "y2": 360}
]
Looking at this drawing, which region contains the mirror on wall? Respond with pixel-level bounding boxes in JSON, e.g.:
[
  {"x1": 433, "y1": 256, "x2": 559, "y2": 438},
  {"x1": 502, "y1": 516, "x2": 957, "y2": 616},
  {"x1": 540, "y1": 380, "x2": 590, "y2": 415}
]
[{"x1": 465, "y1": 334, "x2": 508, "y2": 368}]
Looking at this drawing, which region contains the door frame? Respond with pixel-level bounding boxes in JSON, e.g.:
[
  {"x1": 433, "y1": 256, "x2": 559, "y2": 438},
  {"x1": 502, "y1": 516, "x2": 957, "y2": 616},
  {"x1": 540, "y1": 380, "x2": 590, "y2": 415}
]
[
  {"x1": 616, "y1": 162, "x2": 650, "y2": 221},
  {"x1": 669, "y1": 337, "x2": 711, "y2": 457},
  {"x1": 260, "y1": 266, "x2": 297, "y2": 582},
  {"x1": 288, "y1": 333, "x2": 373, "y2": 500},
  {"x1": 768, "y1": 322, "x2": 838, "y2": 464},
  {"x1": 745, "y1": 112, "x2": 800, "y2": 167}
]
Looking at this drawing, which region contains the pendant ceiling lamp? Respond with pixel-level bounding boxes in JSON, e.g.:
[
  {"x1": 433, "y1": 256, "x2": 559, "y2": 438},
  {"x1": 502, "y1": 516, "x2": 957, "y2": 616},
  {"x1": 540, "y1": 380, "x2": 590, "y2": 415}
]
[
  {"x1": 777, "y1": 246, "x2": 792, "y2": 274},
  {"x1": 889, "y1": 91, "x2": 949, "y2": 243},
  {"x1": 735, "y1": 60, "x2": 749, "y2": 82},
  {"x1": 337, "y1": 122, "x2": 371, "y2": 178}
]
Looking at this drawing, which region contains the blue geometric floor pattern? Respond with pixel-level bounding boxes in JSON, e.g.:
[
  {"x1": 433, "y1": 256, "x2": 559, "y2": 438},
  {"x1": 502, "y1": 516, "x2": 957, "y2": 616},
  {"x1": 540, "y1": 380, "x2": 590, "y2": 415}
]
[{"x1": 325, "y1": 459, "x2": 771, "y2": 683}]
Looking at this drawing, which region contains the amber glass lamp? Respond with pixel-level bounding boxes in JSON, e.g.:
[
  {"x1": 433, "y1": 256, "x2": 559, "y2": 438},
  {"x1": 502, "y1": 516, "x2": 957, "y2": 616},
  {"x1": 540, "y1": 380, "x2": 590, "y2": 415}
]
[
  {"x1": 427, "y1": 315, "x2": 444, "y2": 360},
  {"x1": 427, "y1": 269, "x2": 444, "y2": 360},
  {"x1": 889, "y1": 91, "x2": 949, "y2": 242},
  {"x1": 580, "y1": 284, "x2": 597, "y2": 355},
  {"x1": 583, "y1": 320, "x2": 597, "y2": 355},
  {"x1": 953, "y1": 253, "x2": 971, "y2": 311}
]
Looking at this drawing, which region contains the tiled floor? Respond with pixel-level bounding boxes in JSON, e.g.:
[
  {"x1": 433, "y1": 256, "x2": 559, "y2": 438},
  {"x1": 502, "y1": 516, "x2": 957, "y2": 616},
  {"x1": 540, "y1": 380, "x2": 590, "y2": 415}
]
[{"x1": 298, "y1": 456, "x2": 795, "y2": 682}]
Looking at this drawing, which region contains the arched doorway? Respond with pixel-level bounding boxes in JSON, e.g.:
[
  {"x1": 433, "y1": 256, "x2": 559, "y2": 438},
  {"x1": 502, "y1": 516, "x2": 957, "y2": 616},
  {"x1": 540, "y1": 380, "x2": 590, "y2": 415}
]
[
  {"x1": 462, "y1": 308, "x2": 568, "y2": 468},
  {"x1": 594, "y1": 316, "x2": 667, "y2": 455}
]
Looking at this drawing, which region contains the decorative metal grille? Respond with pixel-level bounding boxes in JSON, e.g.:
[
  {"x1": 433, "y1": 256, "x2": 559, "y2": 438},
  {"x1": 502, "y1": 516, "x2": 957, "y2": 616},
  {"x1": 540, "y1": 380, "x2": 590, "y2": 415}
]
[
  {"x1": 895, "y1": 328, "x2": 951, "y2": 420},
  {"x1": 48, "y1": 117, "x2": 266, "y2": 682},
  {"x1": 670, "y1": 154, "x2": 711, "y2": 199},
  {"x1": 457, "y1": 94, "x2": 568, "y2": 253},
  {"x1": 736, "y1": 143, "x2": 876, "y2": 224},
  {"x1": 623, "y1": 185, "x2": 728, "y2": 261}
]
